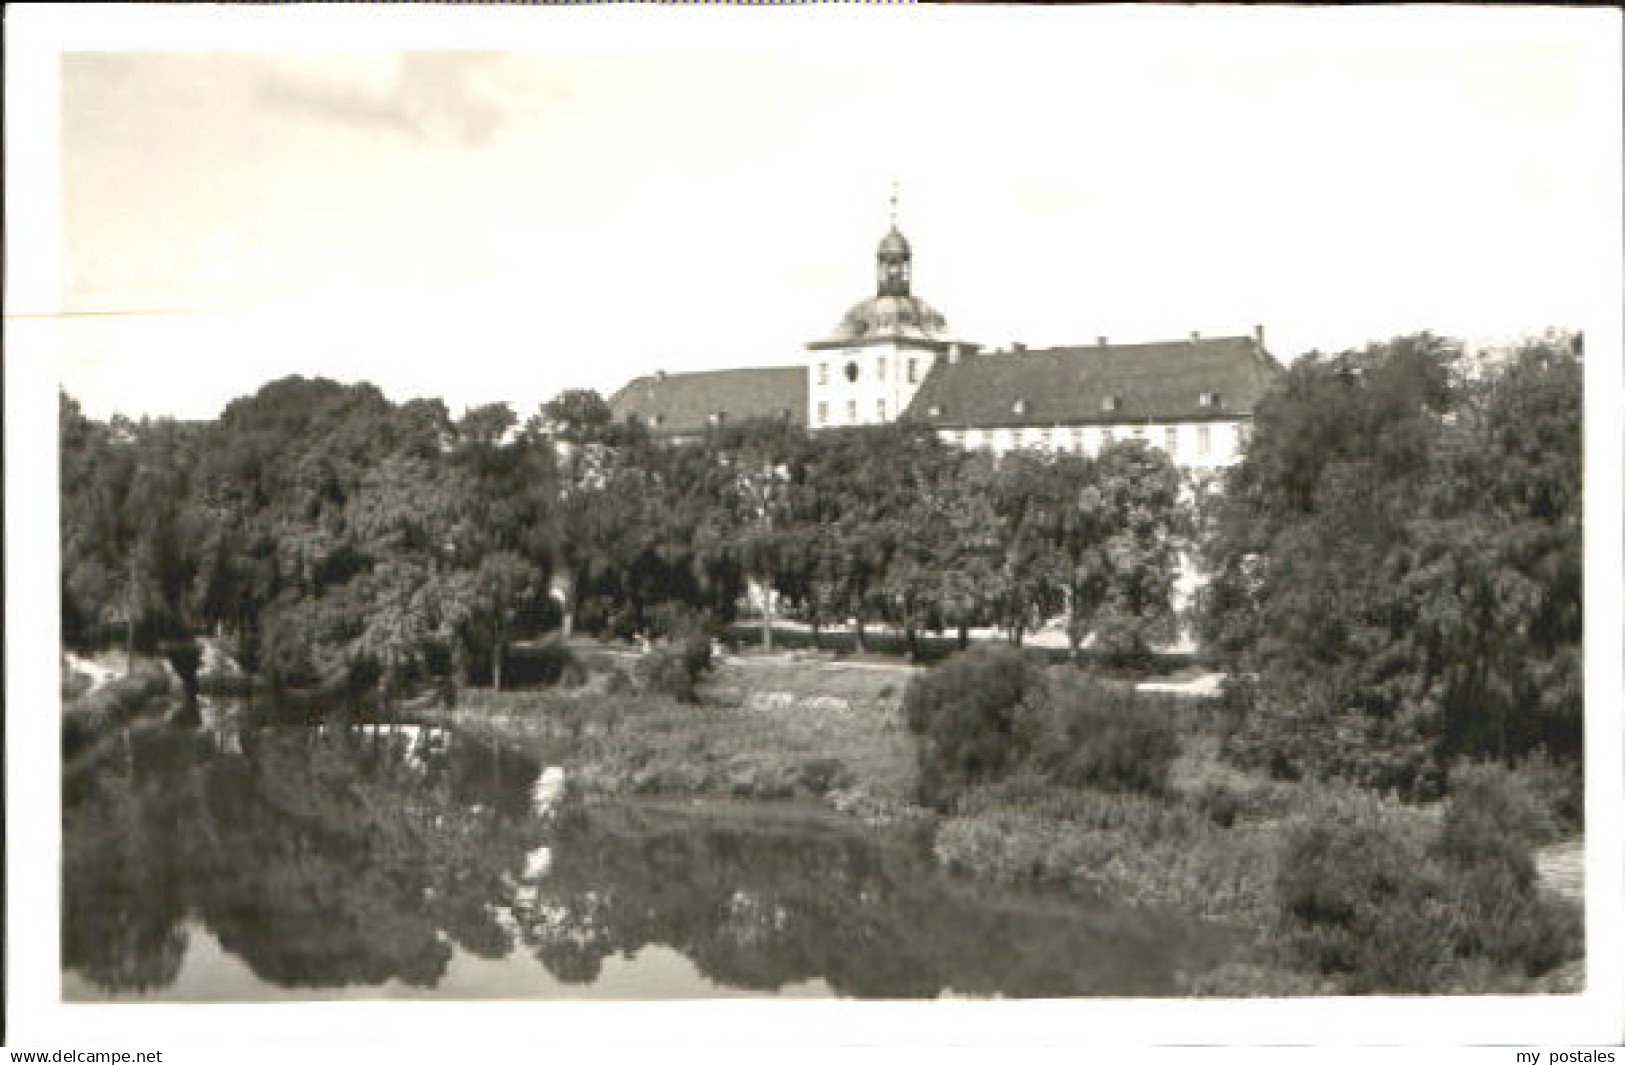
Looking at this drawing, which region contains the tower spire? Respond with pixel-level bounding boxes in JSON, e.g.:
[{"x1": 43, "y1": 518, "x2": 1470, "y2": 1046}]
[{"x1": 876, "y1": 181, "x2": 912, "y2": 297}]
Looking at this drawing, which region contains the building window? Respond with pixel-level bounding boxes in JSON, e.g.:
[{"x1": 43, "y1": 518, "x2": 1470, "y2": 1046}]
[
  {"x1": 652, "y1": 414, "x2": 664, "y2": 427},
  {"x1": 1040, "y1": 429, "x2": 1052, "y2": 450},
  {"x1": 817, "y1": 401, "x2": 828, "y2": 426},
  {"x1": 1103, "y1": 427, "x2": 1115, "y2": 445},
  {"x1": 844, "y1": 361, "x2": 860, "y2": 383},
  {"x1": 1101, "y1": 395, "x2": 1120, "y2": 412},
  {"x1": 877, "y1": 398, "x2": 886, "y2": 420},
  {"x1": 1164, "y1": 426, "x2": 1178, "y2": 453},
  {"x1": 1197, "y1": 425, "x2": 1211, "y2": 457},
  {"x1": 907, "y1": 358, "x2": 918, "y2": 383},
  {"x1": 1132, "y1": 425, "x2": 1145, "y2": 440},
  {"x1": 817, "y1": 364, "x2": 828, "y2": 386},
  {"x1": 1013, "y1": 398, "x2": 1029, "y2": 415},
  {"x1": 877, "y1": 356, "x2": 887, "y2": 379},
  {"x1": 847, "y1": 399, "x2": 858, "y2": 423},
  {"x1": 927, "y1": 404, "x2": 943, "y2": 418},
  {"x1": 1237, "y1": 422, "x2": 1252, "y2": 449},
  {"x1": 1012, "y1": 430, "x2": 1024, "y2": 449},
  {"x1": 1071, "y1": 427, "x2": 1084, "y2": 452}
]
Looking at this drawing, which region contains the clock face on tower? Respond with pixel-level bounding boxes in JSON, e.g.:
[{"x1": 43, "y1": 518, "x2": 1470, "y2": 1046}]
[{"x1": 844, "y1": 361, "x2": 860, "y2": 383}]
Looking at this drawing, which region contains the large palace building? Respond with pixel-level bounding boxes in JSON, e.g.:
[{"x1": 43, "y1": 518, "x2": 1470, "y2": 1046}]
[{"x1": 610, "y1": 214, "x2": 1280, "y2": 468}]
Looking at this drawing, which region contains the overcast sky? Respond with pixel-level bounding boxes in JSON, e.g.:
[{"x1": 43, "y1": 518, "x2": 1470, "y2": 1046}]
[{"x1": 12, "y1": 4, "x2": 1622, "y2": 421}]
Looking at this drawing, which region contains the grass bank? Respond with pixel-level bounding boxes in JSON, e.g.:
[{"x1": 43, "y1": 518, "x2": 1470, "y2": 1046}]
[
  {"x1": 422, "y1": 642, "x2": 1585, "y2": 996},
  {"x1": 425, "y1": 649, "x2": 925, "y2": 822}
]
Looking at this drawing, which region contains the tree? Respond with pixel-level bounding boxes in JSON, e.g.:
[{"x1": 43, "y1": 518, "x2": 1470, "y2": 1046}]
[
  {"x1": 1198, "y1": 333, "x2": 1581, "y2": 794},
  {"x1": 1068, "y1": 441, "x2": 1185, "y2": 664}
]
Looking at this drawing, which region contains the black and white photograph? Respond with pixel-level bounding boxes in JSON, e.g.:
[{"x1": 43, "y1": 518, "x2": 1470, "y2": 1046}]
[{"x1": 6, "y1": 2, "x2": 1623, "y2": 1057}]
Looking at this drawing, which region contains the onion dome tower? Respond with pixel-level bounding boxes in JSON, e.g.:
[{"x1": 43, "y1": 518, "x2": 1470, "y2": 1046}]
[{"x1": 805, "y1": 186, "x2": 977, "y2": 429}]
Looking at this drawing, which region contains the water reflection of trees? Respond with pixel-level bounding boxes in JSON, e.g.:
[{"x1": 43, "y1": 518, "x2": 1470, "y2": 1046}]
[
  {"x1": 515, "y1": 804, "x2": 1236, "y2": 999},
  {"x1": 67, "y1": 731, "x2": 1235, "y2": 999},
  {"x1": 63, "y1": 724, "x2": 545, "y2": 994}
]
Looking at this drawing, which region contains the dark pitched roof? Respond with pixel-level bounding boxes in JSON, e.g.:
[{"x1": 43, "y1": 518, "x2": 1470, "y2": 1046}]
[
  {"x1": 608, "y1": 366, "x2": 807, "y2": 434},
  {"x1": 904, "y1": 335, "x2": 1280, "y2": 428}
]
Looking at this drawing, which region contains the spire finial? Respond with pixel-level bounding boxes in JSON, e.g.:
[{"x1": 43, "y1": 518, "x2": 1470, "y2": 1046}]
[{"x1": 889, "y1": 179, "x2": 900, "y2": 228}]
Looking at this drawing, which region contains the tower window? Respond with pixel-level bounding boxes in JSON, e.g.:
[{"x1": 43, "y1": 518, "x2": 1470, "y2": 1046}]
[
  {"x1": 877, "y1": 356, "x2": 887, "y2": 379},
  {"x1": 844, "y1": 362, "x2": 860, "y2": 384},
  {"x1": 817, "y1": 364, "x2": 828, "y2": 386},
  {"x1": 1197, "y1": 425, "x2": 1211, "y2": 456},
  {"x1": 907, "y1": 358, "x2": 918, "y2": 383}
]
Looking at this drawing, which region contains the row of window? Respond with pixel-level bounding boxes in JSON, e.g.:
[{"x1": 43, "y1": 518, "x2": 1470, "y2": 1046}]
[
  {"x1": 940, "y1": 422, "x2": 1251, "y2": 459},
  {"x1": 816, "y1": 399, "x2": 886, "y2": 425},
  {"x1": 816, "y1": 357, "x2": 920, "y2": 386},
  {"x1": 926, "y1": 393, "x2": 1221, "y2": 419}
]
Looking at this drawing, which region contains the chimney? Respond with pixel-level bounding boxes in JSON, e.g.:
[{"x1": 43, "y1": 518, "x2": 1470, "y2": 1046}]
[
  {"x1": 655, "y1": 369, "x2": 668, "y2": 381},
  {"x1": 1189, "y1": 331, "x2": 1201, "y2": 343},
  {"x1": 1012, "y1": 341, "x2": 1027, "y2": 354},
  {"x1": 1254, "y1": 324, "x2": 1266, "y2": 349},
  {"x1": 1096, "y1": 336, "x2": 1108, "y2": 347}
]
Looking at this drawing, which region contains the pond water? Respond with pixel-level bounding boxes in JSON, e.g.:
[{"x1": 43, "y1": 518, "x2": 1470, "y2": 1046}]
[{"x1": 63, "y1": 721, "x2": 1241, "y2": 1000}]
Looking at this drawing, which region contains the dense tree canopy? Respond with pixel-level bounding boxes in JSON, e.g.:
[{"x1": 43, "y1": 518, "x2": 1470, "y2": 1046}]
[
  {"x1": 63, "y1": 376, "x2": 1192, "y2": 690},
  {"x1": 1198, "y1": 333, "x2": 1582, "y2": 794}
]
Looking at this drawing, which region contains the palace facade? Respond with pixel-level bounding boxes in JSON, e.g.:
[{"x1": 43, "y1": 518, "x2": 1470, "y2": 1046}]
[{"x1": 610, "y1": 217, "x2": 1280, "y2": 468}]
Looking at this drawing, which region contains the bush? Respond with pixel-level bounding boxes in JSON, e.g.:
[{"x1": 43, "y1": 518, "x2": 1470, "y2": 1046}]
[
  {"x1": 904, "y1": 652, "x2": 1183, "y2": 806},
  {"x1": 1218, "y1": 676, "x2": 1450, "y2": 800},
  {"x1": 1502, "y1": 750, "x2": 1582, "y2": 838},
  {"x1": 902, "y1": 645, "x2": 1048, "y2": 807},
  {"x1": 632, "y1": 621, "x2": 714, "y2": 705},
  {"x1": 636, "y1": 645, "x2": 699, "y2": 703},
  {"x1": 1018, "y1": 673, "x2": 1181, "y2": 796},
  {"x1": 1432, "y1": 763, "x2": 1554, "y2": 883},
  {"x1": 1275, "y1": 791, "x2": 1583, "y2": 993}
]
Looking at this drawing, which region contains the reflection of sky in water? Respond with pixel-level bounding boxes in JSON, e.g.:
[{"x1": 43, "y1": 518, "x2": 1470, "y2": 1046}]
[{"x1": 65, "y1": 924, "x2": 832, "y2": 1002}]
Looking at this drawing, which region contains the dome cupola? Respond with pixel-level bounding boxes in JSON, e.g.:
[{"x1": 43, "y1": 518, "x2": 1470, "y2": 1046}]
[{"x1": 876, "y1": 225, "x2": 912, "y2": 298}]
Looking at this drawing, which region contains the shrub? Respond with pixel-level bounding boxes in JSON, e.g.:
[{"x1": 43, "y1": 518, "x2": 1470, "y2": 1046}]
[
  {"x1": 1501, "y1": 750, "x2": 1582, "y2": 838},
  {"x1": 1221, "y1": 678, "x2": 1447, "y2": 800},
  {"x1": 902, "y1": 645, "x2": 1048, "y2": 807},
  {"x1": 1018, "y1": 673, "x2": 1181, "y2": 796},
  {"x1": 1432, "y1": 763, "x2": 1551, "y2": 885},
  {"x1": 633, "y1": 628, "x2": 713, "y2": 705},
  {"x1": 1275, "y1": 793, "x2": 1583, "y2": 993}
]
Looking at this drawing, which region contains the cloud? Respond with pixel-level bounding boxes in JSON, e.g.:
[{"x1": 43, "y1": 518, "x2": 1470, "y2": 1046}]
[{"x1": 254, "y1": 53, "x2": 554, "y2": 146}]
